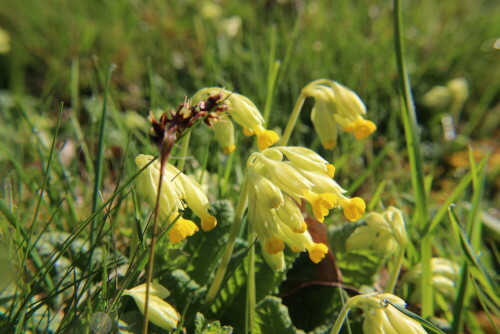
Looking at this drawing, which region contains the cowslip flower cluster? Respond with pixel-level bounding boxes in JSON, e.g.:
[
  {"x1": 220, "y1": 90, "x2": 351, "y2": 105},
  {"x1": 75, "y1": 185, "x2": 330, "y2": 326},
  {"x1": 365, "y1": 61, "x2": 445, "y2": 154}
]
[
  {"x1": 346, "y1": 207, "x2": 407, "y2": 256},
  {"x1": 301, "y1": 79, "x2": 376, "y2": 149},
  {"x1": 191, "y1": 88, "x2": 279, "y2": 153},
  {"x1": 123, "y1": 283, "x2": 180, "y2": 331},
  {"x1": 402, "y1": 257, "x2": 459, "y2": 306},
  {"x1": 135, "y1": 154, "x2": 217, "y2": 243},
  {"x1": 422, "y1": 78, "x2": 468, "y2": 111},
  {"x1": 345, "y1": 293, "x2": 426, "y2": 334},
  {"x1": 246, "y1": 146, "x2": 366, "y2": 271}
]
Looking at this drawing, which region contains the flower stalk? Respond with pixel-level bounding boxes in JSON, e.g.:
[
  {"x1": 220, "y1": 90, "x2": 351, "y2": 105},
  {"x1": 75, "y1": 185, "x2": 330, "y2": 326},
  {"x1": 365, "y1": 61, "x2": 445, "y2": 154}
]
[{"x1": 205, "y1": 177, "x2": 249, "y2": 305}]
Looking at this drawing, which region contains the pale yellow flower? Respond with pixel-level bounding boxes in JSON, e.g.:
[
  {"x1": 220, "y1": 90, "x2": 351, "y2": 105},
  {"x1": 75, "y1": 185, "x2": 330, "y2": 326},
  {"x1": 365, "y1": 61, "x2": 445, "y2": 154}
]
[
  {"x1": 212, "y1": 116, "x2": 236, "y2": 154},
  {"x1": 135, "y1": 154, "x2": 217, "y2": 243},
  {"x1": 301, "y1": 79, "x2": 376, "y2": 148},
  {"x1": 402, "y1": 257, "x2": 459, "y2": 306},
  {"x1": 346, "y1": 207, "x2": 406, "y2": 255},
  {"x1": 246, "y1": 146, "x2": 365, "y2": 270},
  {"x1": 123, "y1": 283, "x2": 180, "y2": 331},
  {"x1": 347, "y1": 293, "x2": 426, "y2": 334},
  {"x1": 192, "y1": 88, "x2": 279, "y2": 152}
]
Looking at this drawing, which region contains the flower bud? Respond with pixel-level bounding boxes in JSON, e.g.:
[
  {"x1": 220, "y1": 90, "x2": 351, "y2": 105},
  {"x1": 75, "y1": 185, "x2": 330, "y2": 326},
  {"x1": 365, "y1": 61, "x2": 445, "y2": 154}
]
[
  {"x1": 347, "y1": 293, "x2": 426, "y2": 334},
  {"x1": 213, "y1": 117, "x2": 236, "y2": 154},
  {"x1": 123, "y1": 283, "x2": 180, "y2": 331}
]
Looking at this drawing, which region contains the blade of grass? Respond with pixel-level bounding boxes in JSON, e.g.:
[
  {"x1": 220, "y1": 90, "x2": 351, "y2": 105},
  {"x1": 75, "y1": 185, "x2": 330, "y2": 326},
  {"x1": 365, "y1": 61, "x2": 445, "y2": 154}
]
[
  {"x1": 393, "y1": 0, "x2": 432, "y2": 318},
  {"x1": 347, "y1": 143, "x2": 394, "y2": 194},
  {"x1": 472, "y1": 279, "x2": 500, "y2": 334},
  {"x1": 262, "y1": 25, "x2": 281, "y2": 124},
  {"x1": 91, "y1": 64, "x2": 115, "y2": 244},
  {"x1": 427, "y1": 156, "x2": 488, "y2": 235}
]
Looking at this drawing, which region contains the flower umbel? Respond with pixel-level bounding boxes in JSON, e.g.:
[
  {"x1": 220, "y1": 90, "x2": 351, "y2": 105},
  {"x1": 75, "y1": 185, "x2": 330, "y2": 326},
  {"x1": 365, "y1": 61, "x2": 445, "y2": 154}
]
[
  {"x1": 300, "y1": 79, "x2": 377, "y2": 148},
  {"x1": 192, "y1": 88, "x2": 279, "y2": 152},
  {"x1": 402, "y1": 257, "x2": 459, "y2": 308},
  {"x1": 346, "y1": 206, "x2": 407, "y2": 255},
  {"x1": 346, "y1": 293, "x2": 426, "y2": 334},
  {"x1": 135, "y1": 154, "x2": 217, "y2": 243},
  {"x1": 123, "y1": 283, "x2": 180, "y2": 331},
  {"x1": 246, "y1": 146, "x2": 365, "y2": 271}
]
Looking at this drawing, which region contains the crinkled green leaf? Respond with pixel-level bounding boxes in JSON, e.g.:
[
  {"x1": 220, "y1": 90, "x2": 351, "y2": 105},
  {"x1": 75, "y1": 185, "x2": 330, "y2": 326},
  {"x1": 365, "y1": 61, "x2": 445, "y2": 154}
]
[
  {"x1": 194, "y1": 313, "x2": 233, "y2": 334},
  {"x1": 254, "y1": 296, "x2": 305, "y2": 334},
  {"x1": 162, "y1": 269, "x2": 205, "y2": 322},
  {"x1": 329, "y1": 222, "x2": 384, "y2": 287}
]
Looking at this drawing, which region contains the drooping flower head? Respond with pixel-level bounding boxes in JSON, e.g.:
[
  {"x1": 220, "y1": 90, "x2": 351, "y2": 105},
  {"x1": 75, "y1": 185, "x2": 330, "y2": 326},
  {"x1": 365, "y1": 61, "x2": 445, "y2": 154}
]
[
  {"x1": 346, "y1": 206, "x2": 407, "y2": 256},
  {"x1": 123, "y1": 283, "x2": 180, "y2": 331},
  {"x1": 135, "y1": 154, "x2": 217, "y2": 243},
  {"x1": 345, "y1": 293, "x2": 426, "y2": 334},
  {"x1": 301, "y1": 79, "x2": 376, "y2": 149},
  {"x1": 402, "y1": 257, "x2": 459, "y2": 307},
  {"x1": 192, "y1": 88, "x2": 279, "y2": 153},
  {"x1": 245, "y1": 146, "x2": 366, "y2": 271}
]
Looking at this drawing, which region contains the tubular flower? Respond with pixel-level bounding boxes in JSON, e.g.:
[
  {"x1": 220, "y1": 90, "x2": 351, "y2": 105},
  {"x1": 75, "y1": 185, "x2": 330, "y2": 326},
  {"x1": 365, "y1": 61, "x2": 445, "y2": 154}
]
[
  {"x1": 346, "y1": 207, "x2": 407, "y2": 255},
  {"x1": 191, "y1": 87, "x2": 279, "y2": 152},
  {"x1": 301, "y1": 79, "x2": 376, "y2": 148},
  {"x1": 212, "y1": 116, "x2": 236, "y2": 154},
  {"x1": 346, "y1": 293, "x2": 426, "y2": 334},
  {"x1": 135, "y1": 154, "x2": 217, "y2": 243},
  {"x1": 123, "y1": 283, "x2": 180, "y2": 331},
  {"x1": 402, "y1": 258, "x2": 459, "y2": 307},
  {"x1": 246, "y1": 146, "x2": 365, "y2": 271}
]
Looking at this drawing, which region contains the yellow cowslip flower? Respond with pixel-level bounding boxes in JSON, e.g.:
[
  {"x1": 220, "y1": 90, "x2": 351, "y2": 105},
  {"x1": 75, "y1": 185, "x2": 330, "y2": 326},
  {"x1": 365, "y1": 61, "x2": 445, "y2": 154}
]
[
  {"x1": 346, "y1": 207, "x2": 407, "y2": 255},
  {"x1": 212, "y1": 116, "x2": 236, "y2": 154},
  {"x1": 402, "y1": 258, "x2": 459, "y2": 306},
  {"x1": 123, "y1": 283, "x2": 180, "y2": 331},
  {"x1": 422, "y1": 78, "x2": 468, "y2": 111},
  {"x1": 191, "y1": 87, "x2": 279, "y2": 152},
  {"x1": 246, "y1": 146, "x2": 365, "y2": 270},
  {"x1": 135, "y1": 154, "x2": 217, "y2": 243},
  {"x1": 168, "y1": 217, "x2": 199, "y2": 244},
  {"x1": 347, "y1": 293, "x2": 426, "y2": 334},
  {"x1": 301, "y1": 79, "x2": 376, "y2": 148}
]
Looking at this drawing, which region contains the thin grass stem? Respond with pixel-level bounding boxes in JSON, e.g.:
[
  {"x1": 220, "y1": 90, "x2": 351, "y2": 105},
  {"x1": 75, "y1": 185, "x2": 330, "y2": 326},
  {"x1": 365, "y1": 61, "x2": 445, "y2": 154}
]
[{"x1": 393, "y1": 0, "x2": 433, "y2": 318}]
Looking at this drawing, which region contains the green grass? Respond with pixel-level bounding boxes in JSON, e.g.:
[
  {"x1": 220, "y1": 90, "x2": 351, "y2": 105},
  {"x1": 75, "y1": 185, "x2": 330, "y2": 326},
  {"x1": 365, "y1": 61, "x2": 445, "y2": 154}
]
[{"x1": 0, "y1": 0, "x2": 499, "y2": 333}]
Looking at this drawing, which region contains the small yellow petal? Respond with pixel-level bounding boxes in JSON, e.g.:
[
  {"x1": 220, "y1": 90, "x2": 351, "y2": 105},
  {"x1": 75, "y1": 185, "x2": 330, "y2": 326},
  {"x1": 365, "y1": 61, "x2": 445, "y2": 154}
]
[
  {"x1": 243, "y1": 127, "x2": 255, "y2": 137},
  {"x1": 168, "y1": 217, "x2": 199, "y2": 243},
  {"x1": 342, "y1": 197, "x2": 366, "y2": 221},
  {"x1": 304, "y1": 191, "x2": 339, "y2": 222},
  {"x1": 201, "y1": 215, "x2": 217, "y2": 232},
  {"x1": 325, "y1": 164, "x2": 335, "y2": 178},
  {"x1": 257, "y1": 130, "x2": 279, "y2": 151},
  {"x1": 223, "y1": 144, "x2": 236, "y2": 154},
  {"x1": 292, "y1": 221, "x2": 307, "y2": 233},
  {"x1": 322, "y1": 139, "x2": 337, "y2": 149},
  {"x1": 265, "y1": 237, "x2": 285, "y2": 255},
  {"x1": 344, "y1": 119, "x2": 377, "y2": 139},
  {"x1": 307, "y1": 243, "x2": 329, "y2": 263}
]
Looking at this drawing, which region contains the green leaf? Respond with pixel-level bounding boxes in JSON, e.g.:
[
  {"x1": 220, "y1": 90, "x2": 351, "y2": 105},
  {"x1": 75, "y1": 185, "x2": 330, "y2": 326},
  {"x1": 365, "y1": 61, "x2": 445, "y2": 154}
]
[
  {"x1": 194, "y1": 313, "x2": 233, "y2": 334},
  {"x1": 210, "y1": 239, "x2": 248, "y2": 319},
  {"x1": 329, "y1": 222, "x2": 384, "y2": 287},
  {"x1": 185, "y1": 200, "x2": 235, "y2": 286},
  {"x1": 162, "y1": 269, "x2": 206, "y2": 324},
  {"x1": 254, "y1": 296, "x2": 305, "y2": 334}
]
